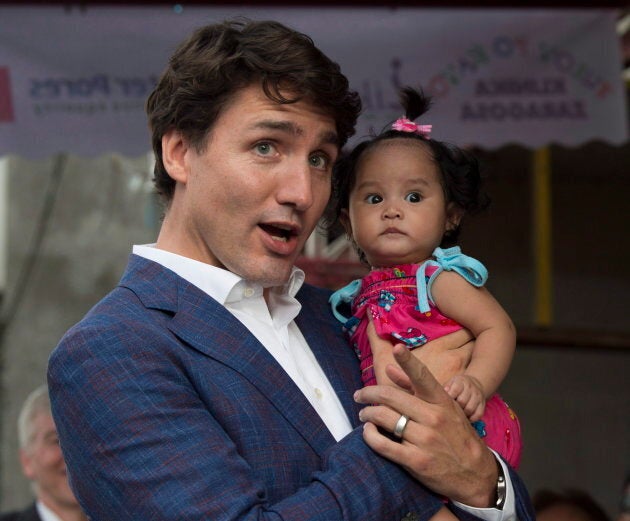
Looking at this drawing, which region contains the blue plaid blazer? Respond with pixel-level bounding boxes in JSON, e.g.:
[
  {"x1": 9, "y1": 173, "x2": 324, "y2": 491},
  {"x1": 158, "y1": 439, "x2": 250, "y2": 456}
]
[{"x1": 48, "y1": 255, "x2": 534, "y2": 521}]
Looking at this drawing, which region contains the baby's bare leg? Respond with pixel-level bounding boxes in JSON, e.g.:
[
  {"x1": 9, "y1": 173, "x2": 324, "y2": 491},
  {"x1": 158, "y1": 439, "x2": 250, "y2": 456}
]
[{"x1": 370, "y1": 331, "x2": 398, "y2": 386}]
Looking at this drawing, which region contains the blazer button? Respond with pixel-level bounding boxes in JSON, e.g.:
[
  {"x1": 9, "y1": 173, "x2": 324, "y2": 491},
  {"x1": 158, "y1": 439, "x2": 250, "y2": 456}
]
[{"x1": 401, "y1": 512, "x2": 419, "y2": 521}]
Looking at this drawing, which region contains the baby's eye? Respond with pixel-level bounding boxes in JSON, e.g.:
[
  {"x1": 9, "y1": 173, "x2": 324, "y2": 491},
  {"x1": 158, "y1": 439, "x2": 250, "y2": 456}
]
[
  {"x1": 309, "y1": 153, "x2": 329, "y2": 170},
  {"x1": 405, "y1": 192, "x2": 422, "y2": 203},
  {"x1": 255, "y1": 142, "x2": 275, "y2": 156},
  {"x1": 365, "y1": 194, "x2": 383, "y2": 204}
]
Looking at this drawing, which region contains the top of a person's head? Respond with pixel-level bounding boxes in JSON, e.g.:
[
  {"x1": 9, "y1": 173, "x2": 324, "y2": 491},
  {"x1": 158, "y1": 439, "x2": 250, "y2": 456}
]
[
  {"x1": 533, "y1": 488, "x2": 611, "y2": 521},
  {"x1": 324, "y1": 86, "x2": 489, "y2": 260},
  {"x1": 17, "y1": 384, "x2": 51, "y2": 450},
  {"x1": 147, "y1": 18, "x2": 361, "y2": 204}
]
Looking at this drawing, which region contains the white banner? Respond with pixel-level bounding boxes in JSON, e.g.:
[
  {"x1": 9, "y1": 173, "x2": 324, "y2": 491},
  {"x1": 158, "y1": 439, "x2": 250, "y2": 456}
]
[{"x1": 0, "y1": 6, "x2": 626, "y2": 157}]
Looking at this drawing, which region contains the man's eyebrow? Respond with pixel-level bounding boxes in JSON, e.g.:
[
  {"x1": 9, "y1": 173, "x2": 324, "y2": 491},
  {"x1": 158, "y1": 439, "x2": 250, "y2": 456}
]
[
  {"x1": 321, "y1": 130, "x2": 340, "y2": 147},
  {"x1": 252, "y1": 120, "x2": 339, "y2": 146}
]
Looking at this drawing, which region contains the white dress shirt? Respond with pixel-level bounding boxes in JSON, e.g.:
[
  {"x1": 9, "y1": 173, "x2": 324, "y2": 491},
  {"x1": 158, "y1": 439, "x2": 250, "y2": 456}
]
[
  {"x1": 36, "y1": 501, "x2": 65, "y2": 521},
  {"x1": 133, "y1": 244, "x2": 352, "y2": 441},
  {"x1": 132, "y1": 244, "x2": 518, "y2": 520}
]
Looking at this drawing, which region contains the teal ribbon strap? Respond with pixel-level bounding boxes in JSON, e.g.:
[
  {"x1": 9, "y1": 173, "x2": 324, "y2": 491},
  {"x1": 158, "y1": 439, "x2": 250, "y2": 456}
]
[
  {"x1": 415, "y1": 246, "x2": 488, "y2": 313},
  {"x1": 329, "y1": 278, "x2": 362, "y2": 323}
]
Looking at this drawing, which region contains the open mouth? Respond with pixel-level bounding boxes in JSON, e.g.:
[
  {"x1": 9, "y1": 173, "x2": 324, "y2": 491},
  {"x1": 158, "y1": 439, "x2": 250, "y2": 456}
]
[{"x1": 259, "y1": 223, "x2": 298, "y2": 243}]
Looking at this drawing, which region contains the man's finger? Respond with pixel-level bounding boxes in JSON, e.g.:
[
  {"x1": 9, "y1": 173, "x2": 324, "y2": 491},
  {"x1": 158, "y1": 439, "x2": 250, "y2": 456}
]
[
  {"x1": 384, "y1": 363, "x2": 413, "y2": 392},
  {"x1": 392, "y1": 344, "x2": 449, "y2": 405}
]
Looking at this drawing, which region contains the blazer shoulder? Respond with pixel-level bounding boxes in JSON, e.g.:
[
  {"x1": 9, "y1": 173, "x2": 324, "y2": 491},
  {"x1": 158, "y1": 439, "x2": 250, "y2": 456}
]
[{"x1": 57, "y1": 254, "x2": 185, "y2": 349}]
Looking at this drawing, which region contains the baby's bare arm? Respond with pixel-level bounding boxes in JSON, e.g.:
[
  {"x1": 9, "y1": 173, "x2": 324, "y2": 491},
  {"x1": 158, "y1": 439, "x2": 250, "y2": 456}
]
[{"x1": 433, "y1": 272, "x2": 515, "y2": 394}]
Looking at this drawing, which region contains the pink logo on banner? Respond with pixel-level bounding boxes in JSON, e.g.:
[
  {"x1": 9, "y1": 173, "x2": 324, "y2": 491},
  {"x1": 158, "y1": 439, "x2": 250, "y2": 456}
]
[{"x1": 0, "y1": 67, "x2": 15, "y2": 123}]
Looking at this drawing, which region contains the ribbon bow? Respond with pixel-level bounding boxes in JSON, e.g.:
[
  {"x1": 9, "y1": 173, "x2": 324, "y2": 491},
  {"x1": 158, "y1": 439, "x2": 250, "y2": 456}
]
[
  {"x1": 392, "y1": 117, "x2": 432, "y2": 137},
  {"x1": 415, "y1": 246, "x2": 488, "y2": 313}
]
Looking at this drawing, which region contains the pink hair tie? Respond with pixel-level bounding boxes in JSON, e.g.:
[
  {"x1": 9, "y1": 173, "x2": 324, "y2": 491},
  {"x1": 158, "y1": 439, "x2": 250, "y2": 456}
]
[{"x1": 391, "y1": 117, "x2": 432, "y2": 138}]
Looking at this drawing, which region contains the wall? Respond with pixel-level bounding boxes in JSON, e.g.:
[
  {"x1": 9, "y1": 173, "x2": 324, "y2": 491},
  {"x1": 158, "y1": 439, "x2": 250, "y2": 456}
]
[
  {"x1": 0, "y1": 154, "x2": 157, "y2": 511},
  {"x1": 502, "y1": 344, "x2": 629, "y2": 518}
]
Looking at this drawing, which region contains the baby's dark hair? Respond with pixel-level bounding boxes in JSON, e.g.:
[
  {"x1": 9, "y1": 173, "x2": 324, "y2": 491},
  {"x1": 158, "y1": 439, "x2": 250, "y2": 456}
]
[{"x1": 324, "y1": 87, "x2": 489, "y2": 261}]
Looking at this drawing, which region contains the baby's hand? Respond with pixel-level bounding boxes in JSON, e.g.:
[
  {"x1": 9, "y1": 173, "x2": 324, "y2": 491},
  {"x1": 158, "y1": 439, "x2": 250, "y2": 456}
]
[{"x1": 443, "y1": 374, "x2": 486, "y2": 422}]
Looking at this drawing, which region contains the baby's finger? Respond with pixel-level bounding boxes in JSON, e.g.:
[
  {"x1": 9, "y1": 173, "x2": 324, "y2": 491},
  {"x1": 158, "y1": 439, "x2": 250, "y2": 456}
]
[
  {"x1": 469, "y1": 404, "x2": 484, "y2": 423},
  {"x1": 462, "y1": 397, "x2": 479, "y2": 418},
  {"x1": 445, "y1": 386, "x2": 459, "y2": 401},
  {"x1": 455, "y1": 385, "x2": 472, "y2": 407},
  {"x1": 444, "y1": 376, "x2": 463, "y2": 396}
]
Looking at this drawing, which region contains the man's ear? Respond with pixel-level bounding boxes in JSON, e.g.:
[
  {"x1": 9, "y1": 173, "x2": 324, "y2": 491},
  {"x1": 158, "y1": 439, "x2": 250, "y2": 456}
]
[
  {"x1": 446, "y1": 203, "x2": 465, "y2": 232},
  {"x1": 19, "y1": 448, "x2": 35, "y2": 480},
  {"x1": 161, "y1": 129, "x2": 190, "y2": 185}
]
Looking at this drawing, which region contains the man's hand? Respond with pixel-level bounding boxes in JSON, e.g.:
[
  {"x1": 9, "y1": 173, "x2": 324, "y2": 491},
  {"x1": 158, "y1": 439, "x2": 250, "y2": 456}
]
[
  {"x1": 354, "y1": 343, "x2": 498, "y2": 508},
  {"x1": 444, "y1": 374, "x2": 486, "y2": 422}
]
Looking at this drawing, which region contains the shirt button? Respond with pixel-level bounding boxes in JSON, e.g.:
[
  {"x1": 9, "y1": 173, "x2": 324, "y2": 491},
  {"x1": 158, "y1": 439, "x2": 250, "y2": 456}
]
[
  {"x1": 244, "y1": 287, "x2": 255, "y2": 298},
  {"x1": 314, "y1": 388, "x2": 323, "y2": 399}
]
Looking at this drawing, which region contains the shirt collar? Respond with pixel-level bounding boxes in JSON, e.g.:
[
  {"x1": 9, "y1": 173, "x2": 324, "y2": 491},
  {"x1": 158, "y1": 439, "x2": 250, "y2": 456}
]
[
  {"x1": 132, "y1": 244, "x2": 305, "y2": 304},
  {"x1": 35, "y1": 501, "x2": 64, "y2": 521}
]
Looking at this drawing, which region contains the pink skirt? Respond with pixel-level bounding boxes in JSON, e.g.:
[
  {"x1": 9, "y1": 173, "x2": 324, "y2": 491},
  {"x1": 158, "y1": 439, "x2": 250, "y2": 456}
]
[{"x1": 476, "y1": 394, "x2": 522, "y2": 469}]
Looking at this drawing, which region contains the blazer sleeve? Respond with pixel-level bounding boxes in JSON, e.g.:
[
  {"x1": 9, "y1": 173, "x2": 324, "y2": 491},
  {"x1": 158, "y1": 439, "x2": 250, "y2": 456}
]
[{"x1": 47, "y1": 289, "x2": 445, "y2": 521}]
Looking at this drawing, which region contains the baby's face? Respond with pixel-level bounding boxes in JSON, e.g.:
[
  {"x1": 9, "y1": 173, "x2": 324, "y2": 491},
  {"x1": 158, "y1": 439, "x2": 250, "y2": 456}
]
[{"x1": 346, "y1": 139, "x2": 455, "y2": 268}]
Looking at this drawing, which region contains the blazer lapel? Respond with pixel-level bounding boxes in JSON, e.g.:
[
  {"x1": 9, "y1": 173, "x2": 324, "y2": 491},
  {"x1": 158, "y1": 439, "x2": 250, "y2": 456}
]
[
  {"x1": 121, "y1": 255, "x2": 337, "y2": 454},
  {"x1": 296, "y1": 285, "x2": 363, "y2": 428}
]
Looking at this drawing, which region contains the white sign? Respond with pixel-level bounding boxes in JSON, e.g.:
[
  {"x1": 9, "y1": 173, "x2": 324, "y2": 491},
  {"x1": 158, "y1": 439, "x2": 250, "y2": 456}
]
[{"x1": 0, "y1": 6, "x2": 626, "y2": 157}]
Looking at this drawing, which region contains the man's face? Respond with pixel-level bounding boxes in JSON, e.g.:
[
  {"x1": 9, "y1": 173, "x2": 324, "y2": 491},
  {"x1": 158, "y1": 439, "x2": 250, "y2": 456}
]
[
  {"x1": 19, "y1": 412, "x2": 79, "y2": 511},
  {"x1": 161, "y1": 84, "x2": 339, "y2": 287}
]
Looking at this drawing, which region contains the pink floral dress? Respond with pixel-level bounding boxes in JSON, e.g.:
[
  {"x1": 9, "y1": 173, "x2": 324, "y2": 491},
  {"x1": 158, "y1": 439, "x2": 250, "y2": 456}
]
[{"x1": 330, "y1": 246, "x2": 522, "y2": 468}]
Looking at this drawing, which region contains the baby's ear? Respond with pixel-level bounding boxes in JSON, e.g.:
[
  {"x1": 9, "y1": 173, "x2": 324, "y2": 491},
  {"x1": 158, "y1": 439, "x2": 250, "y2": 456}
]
[
  {"x1": 446, "y1": 204, "x2": 465, "y2": 231},
  {"x1": 340, "y1": 209, "x2": 354, "y2": 238}
]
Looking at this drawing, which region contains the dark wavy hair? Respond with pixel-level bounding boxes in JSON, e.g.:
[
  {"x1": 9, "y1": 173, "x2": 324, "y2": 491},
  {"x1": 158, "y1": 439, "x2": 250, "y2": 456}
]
[
  {"x1": 146, "y1": 18, "x2": 362, "y2": 203},
  {"x1": 323, "y1": 87, "x2": 489, "y2": 263}
]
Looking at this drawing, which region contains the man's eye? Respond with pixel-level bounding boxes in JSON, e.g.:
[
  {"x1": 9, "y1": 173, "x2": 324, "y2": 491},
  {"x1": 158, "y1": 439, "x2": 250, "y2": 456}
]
[
  {"x1": 255, "y1": 142, "x2": 274, "y2": 156},
  {"x1": 405, "y1": 192, "x2": 421, "y2": 203},
  {"x1": 365, "y1": 194, "x2": 383, "y2": 204},
  {"x1": 309, "y1": 153, "x2": 329, "y2": 170}
]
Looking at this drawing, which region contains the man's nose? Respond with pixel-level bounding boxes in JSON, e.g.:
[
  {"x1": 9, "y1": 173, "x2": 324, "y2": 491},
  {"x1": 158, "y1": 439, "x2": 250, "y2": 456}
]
[{"x1": 277, "y1": 160, "x2": 314, "y2": 210}]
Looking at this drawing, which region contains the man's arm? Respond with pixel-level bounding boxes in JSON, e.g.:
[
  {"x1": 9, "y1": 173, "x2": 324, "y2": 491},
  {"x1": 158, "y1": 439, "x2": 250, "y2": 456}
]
[{"x1": 47, "y1": 307, "x2": 445, "y2": 521}]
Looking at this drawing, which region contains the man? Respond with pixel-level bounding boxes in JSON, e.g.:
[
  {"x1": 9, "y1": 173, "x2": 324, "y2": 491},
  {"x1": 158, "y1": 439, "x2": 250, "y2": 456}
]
[
  {"x1": 0, "y1": 386, "x2": 87, "y2": 521},
  {"x1": 48, "y1": 19, "x2": 534, "y2": 520}
]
